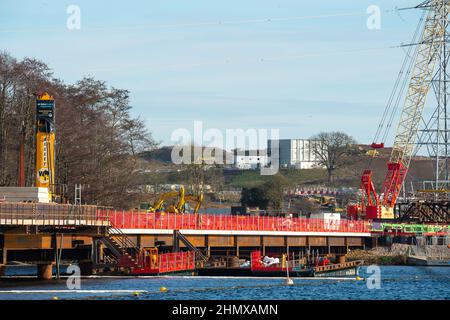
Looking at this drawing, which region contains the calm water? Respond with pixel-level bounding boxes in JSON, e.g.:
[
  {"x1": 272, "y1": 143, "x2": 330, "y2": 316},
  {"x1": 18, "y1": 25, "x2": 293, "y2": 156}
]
[{"x1": 0, "y1": 266, "x2": 448, "y2": 300}]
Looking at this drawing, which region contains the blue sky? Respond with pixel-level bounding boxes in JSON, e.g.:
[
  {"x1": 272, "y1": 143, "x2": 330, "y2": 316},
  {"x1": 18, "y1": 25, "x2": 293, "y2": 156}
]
[{"x1": 1, "y1": 0, "x2": 423, "y2": 147}]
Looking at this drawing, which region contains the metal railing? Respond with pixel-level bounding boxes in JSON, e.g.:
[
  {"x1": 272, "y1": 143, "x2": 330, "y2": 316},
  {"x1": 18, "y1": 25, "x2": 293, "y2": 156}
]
[
  {"x1": 103, "y1": 209, "x2": 370, "y2": 233},
  {"x1": 0, "y1": 202, "x2": 109, "y2": 226}
]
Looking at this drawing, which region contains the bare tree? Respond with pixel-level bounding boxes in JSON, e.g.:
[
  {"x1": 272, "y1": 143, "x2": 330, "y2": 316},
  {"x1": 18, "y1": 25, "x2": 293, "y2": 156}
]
[
  {"x1": 181, "y1": 145, "x2": 225, "y2": 196},
  {"x1": 309, "y1": 131, "x2": 357, "y2": 184},
  {"x1": 0, "y1": 52, "x2": 158, "y2": 208}
]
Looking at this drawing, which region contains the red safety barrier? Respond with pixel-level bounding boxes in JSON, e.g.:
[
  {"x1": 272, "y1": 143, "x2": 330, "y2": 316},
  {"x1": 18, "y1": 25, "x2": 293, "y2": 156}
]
[
  {"x1": 102, "y1": 209, "x2": 371, "y2": 234},
  {"x1": 131, "y1": 250, "x2": 195, "y2": 274},
  {"x1": 251, "y1": 251, "x2": 263, "y2": 270},
  {"x1": 158, "y1": 251, "x2": 195, "y2": 274}
]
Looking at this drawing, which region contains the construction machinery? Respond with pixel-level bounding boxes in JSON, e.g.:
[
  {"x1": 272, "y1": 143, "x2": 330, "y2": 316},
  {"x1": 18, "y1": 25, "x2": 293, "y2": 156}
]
[
  {"x1": 318, "y1": 196, "x2": 337, "y2": 211},
  {"x1": 142, "y1": 186, "x2": 203, "y2": 214},
  {"x1": 35, "y1": 92, "x2": 56, "y2": 200},
  {"x1": 349, "y1": 1, "x2": 450, "y2": 220},
  {"x1": 177, "y1": 192, "x2": 204, "y2": 214},
  {"x1": 146, "y1": 187, "x2": 184, "y2": 213},
  {"x1": 307, "y1": 195, "x2": 337, "y2": 212}
]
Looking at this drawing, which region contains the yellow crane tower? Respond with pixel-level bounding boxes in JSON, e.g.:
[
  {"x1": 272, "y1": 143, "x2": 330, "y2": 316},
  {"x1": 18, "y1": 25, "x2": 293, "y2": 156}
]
[{"x1": 35, "y1": 92, "x2": 56, "y2": 200}]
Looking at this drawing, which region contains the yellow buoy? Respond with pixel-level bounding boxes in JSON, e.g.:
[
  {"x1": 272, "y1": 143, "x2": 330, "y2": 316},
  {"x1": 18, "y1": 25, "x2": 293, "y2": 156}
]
[
  {"x1": 355, "y1": 276, "x2": 363, "y2": 281},
  {"x1": 160, "y1": 286, "x2": 168, "y2": 292},
  {"x1": 133, "y1": 292, "x2": 140, "y2": 297},
  {"x1": 52, "y1": 296, "x2": 59, "y2": 300}
]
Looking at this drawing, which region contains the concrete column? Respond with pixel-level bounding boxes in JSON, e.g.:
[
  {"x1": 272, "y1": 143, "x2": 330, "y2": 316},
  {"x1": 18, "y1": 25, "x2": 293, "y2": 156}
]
[
  {"x1": 172, "y1": 230, "x2": 179, "y2": 252},
  {"x1": 261, "y1": 236, "x2": 265, "y2": 255},
  {"x1": 99, "y1": 242, "x2": 104, "y2": 262},
  {"x1": 92, "y1": 239, "x2": 100, "y2": 265},
  {"x1": 205, "y1": 235, "x2": 210, "y2": 257},
  {"x1": 327, "y1": 237, "x2": 331, "y2": 254},
  {"x1": 52, "y1": 233, "x2": 60, "y2": 280},
  {"x1": 1, "y1": 248, "x2": 6, "y2": 265},
  {"x1": 136, "y1": 235, "x2": 142, "y2": 249},
  {"x1": 284, "y1": 236, "x2": 288, "y2": 254},
  {"x1": 37, "y1": 263, "x2": 53, "y2": 280}
]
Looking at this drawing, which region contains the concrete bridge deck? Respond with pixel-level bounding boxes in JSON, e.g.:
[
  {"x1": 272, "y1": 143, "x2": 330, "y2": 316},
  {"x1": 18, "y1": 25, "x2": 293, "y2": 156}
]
[{"x1": 0, "y1": 203, "x2": 371, "y2": 269}]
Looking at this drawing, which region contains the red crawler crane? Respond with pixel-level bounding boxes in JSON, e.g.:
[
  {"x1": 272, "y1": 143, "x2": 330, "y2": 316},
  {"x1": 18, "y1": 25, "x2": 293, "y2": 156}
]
[{"x1": 349, "y1": 1, "x2": 448, "y2": 219}]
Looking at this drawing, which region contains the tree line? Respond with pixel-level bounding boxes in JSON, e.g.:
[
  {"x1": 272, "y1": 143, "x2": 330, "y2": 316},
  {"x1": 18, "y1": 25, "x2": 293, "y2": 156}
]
[{"x1": 0, "y1": 51, "x2": 157, "y2": 208}]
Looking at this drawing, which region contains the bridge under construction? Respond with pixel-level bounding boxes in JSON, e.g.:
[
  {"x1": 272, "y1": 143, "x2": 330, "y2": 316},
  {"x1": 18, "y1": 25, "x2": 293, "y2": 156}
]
[
  {"x1": 0, "y1": 202, "x2": 448, "y2": 279},
  {"x1": 2, "y1": 0, "x2": 450, "y2": 279}
]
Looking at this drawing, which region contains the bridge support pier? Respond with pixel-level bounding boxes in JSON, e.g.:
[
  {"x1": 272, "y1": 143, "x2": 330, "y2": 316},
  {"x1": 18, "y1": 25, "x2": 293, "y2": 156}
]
[
  {"x1": 1, "y1": 247, "x2": 6, "y2": 276},
  {"x1": 1, "y1": 247, "x2": 6, "y2": 265},
  {"x1": 52, "y1": 233, "x2": 61, "y2": 280},
  {"x1": 205, "y1": 236, "x2": 210, "y2": 257},
  {"x1": 92, "y1": 239, "x2": 99, "y2": 265},
  {"x1": 37, "y1": 263, "x2": 53, "y2": 280},
  {"x1": 173, "y1": 230, "x2": 180, "y2": 252}
]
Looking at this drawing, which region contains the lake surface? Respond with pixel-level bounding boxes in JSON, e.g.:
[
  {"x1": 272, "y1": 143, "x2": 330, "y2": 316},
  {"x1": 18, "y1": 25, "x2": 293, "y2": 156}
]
[{"x1": 0, "y1": 266, "x2": 448, "y2": 300}]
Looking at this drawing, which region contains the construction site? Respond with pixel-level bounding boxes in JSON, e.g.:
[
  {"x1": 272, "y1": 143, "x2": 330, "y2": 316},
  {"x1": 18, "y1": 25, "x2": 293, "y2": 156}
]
[{"x1": 1, "y1": 0, "x2": 450, "y2": 282}]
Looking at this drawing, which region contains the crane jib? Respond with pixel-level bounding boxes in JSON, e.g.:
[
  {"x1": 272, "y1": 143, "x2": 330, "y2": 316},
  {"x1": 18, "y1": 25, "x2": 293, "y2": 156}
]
[{"x1": 355, "y1": 2, "x2": 450, "y2": 219}]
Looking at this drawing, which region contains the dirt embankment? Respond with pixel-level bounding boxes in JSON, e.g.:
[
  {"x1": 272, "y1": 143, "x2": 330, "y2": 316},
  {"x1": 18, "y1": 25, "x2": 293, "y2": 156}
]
[{"x1": 346, "y1": 244, "x2": 410, "y2": 265}]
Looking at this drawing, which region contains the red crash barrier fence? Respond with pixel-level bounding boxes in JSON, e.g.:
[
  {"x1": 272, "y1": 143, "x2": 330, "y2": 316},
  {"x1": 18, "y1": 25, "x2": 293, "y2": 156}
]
[
  {"x1": 103, "y1": 209, "x2": 370, "y2": 233},
  {"x1": 131, "y1": 250, "x2": 195, "y2": 274},
  {"x1": 158, "y1": 251, "x2": 195, "y2": 273}
]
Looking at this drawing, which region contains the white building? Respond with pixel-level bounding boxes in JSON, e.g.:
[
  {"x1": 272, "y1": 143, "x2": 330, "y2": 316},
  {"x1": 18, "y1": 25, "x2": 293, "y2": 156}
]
[
  {"x1": 268, "y1": 139, "x2": 322, "y2": 169},
  {"x1": 233, "y1": 150, "x2": 268, "y2": 170}
]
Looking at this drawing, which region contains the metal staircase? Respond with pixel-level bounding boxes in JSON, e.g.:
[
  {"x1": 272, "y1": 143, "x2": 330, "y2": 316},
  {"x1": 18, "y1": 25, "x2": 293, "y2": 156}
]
[
  {"x1": 99, "y1": 223, "x2": 141, "y2": 269},
  {"x1": 98, "y1": 225, "x2": 204, "y2": 271},
  {"x1": 173, "y1": 230, "x2": 208, "y2": 264}
]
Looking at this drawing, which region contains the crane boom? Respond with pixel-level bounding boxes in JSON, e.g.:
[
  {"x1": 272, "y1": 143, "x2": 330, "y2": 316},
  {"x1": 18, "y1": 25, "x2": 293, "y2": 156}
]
[
  {"x1": 381, "y1": 2, "x2": 448, "y2": 209},
  {"x1": 390, "y1": 3, "x2": 445, "y2": 167},
  {"x1": 356, "y1": 1, "x2": 450, "y2": 219}
]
